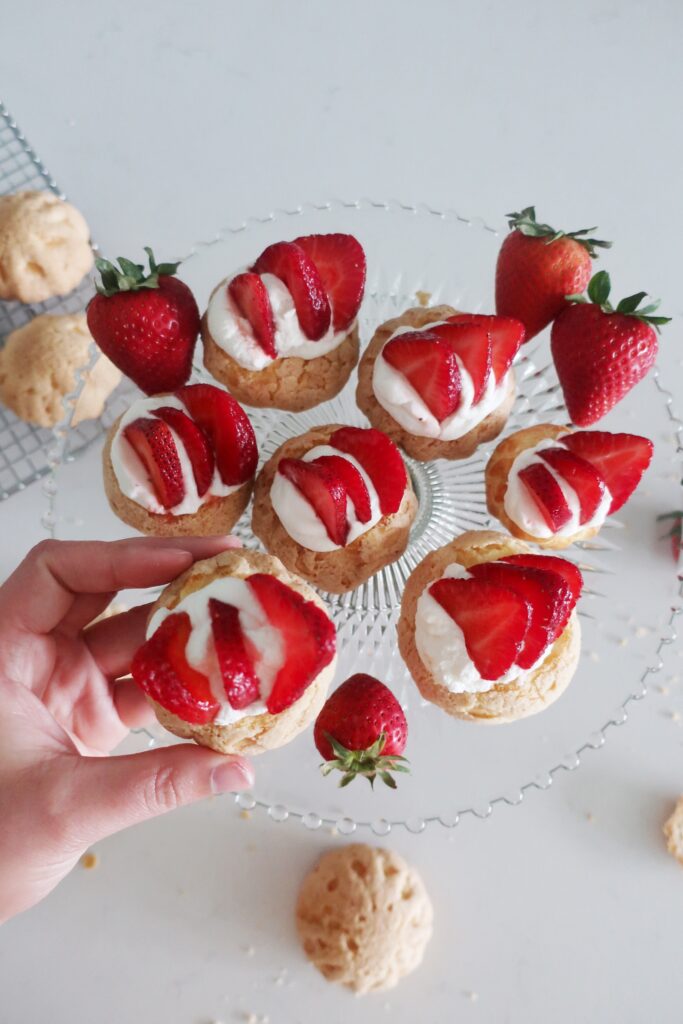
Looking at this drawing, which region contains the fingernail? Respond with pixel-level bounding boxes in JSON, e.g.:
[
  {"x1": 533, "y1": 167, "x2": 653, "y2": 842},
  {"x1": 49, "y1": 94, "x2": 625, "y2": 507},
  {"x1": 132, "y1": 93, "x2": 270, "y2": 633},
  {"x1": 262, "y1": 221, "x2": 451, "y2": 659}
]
[{"x1": 211, "y1": 759, "x2": 254, "y2": 794}]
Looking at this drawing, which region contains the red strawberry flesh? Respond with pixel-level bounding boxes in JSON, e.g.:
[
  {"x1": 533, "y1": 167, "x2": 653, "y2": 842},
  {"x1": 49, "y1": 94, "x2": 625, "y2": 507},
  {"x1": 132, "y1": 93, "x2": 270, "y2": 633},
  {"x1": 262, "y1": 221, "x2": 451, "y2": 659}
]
[
  {"x1": 446, "y1": 313, "x2": 525, "y2": 381},
  {"x1": 518, "y1": 462, "x2": 573, "y2": 532},
  {"x1": 209, "y1": 598, "x2": 260, "y2": 709},
  {"x1": 228, "y1": 272, "x2": 277, "y2": 358},
  {"x1": 503, "y1": 554, "x2": 582, "y2": 633},
  {"x1": 314, "y1": 673, "x2": 407, "y2": 761},
  {"x1": 251, "y1": 241, "x2": 331, "y2": 340},
  {"x1": 123, "y1": 416, "x2": 185, "y2": 509},
  {"x1": 278, "y1": 457, "x2": 349, "y2": 545},
  {"x1": 431, "y1": 321, "x2": 492, "y2": 403},
  {"x1": 562, "y1": 430, "x2": 654, "y2": 514},
  {"x1": 293, "y1": 233, "x2": 366, "y2": 331},
  {"x1": 132, "y1": 612, "x2": 218, "y2": 724},
  {"x1": 87, "y1": 274, "x2": 199, "y2": 395},
  {"x1": 330, "y1": 426, "x2": 407, "y2": 516},
  {"x1": 469, "y1": 562, "x2": 571, "y2": 668},
  {"x1": 382, "y1": 331, "x2": 462, "y2": 422},
  {"x1": 551, "y1": 304, "x2": 658, "y2": 426},
  {"x1": 429, "y1": 577, "x2": 531, "y2": 680},
  {"x1": 247, "y1": 573, "x2": 336, "y2": 714},
  {"x1": 153, "y1": 405, "x2": 214, "y2": 497},
  {"x1": 311, "y1": 454, "x2": 372, "y2": 523},
  {"x1": 177, "y1": 383, "x2": 257, "y2": 486},
  {"x1": 538, "y1": 446, "x2": 606, "y2": 525}
]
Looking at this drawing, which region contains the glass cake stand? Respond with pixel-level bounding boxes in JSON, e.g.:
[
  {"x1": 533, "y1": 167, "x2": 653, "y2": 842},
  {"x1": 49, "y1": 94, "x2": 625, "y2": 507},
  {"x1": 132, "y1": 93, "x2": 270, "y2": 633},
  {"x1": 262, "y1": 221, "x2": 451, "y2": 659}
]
[{"x1": 48, "y1": 199, "x2": 683, "y2": 835}]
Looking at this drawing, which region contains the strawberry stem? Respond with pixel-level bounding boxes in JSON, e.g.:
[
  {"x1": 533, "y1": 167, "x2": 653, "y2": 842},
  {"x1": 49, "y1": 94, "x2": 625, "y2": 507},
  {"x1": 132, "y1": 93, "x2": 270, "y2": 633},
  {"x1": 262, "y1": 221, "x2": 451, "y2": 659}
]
[
  {"x1": 94, "y1": 247, "x2": 181, "y2": 297},
  {"x1": 320, "y1": 732, "x2": 410, "y2": 789},
  {"x1": 506, "y1": 206, "x2": 612, "y2": 257},
  {"x1": 565, "y1": 271, "x2": 671, "y2": 331}
]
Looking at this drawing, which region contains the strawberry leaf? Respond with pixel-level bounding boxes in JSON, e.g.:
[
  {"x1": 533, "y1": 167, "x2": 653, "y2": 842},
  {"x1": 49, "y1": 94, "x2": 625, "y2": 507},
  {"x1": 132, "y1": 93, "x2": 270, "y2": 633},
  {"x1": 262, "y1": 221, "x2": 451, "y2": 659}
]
[
  {"x1": 616, "y1": 291, "x2": 649, "y2": 315},
  {"x1": 506, "y1": 207, "x2": 611, "y2": 256},
  {"x1": 587, "y1": 270, "x2": 611, "y2": 306},
  {"x1": 569, "y1": 272, "x2": 671, "y2": 332},
  {"x1": 319, "y1": 731, "x2": 410, "y2": 789},
  {"x1": 94, "y1": 247, "x2": 181, "y2": 297}
]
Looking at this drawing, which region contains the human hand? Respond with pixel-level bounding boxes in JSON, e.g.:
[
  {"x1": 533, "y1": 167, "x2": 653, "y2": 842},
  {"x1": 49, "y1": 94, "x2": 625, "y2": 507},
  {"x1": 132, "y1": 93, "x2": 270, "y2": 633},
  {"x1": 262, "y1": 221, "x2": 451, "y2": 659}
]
[{"x1": 0, "y1": 536, "x2": 254, "y2": 923}]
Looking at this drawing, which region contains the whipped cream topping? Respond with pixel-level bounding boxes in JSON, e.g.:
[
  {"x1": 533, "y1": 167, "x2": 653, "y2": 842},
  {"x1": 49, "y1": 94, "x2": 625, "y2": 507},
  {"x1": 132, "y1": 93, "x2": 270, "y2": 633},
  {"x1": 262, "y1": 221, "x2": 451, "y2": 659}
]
[
  {"x1": 270, "y1": 444, "x2": 383, "y2": 552},
  {"x1": 111, "y1": 394, "x2": 239, "y2": 516},
  {"x1": 415, "y1": 562, "x2": 549, "y2": 694},
  {"x1": 503, "y1": 435, "x2": 612, "y2": 539},
  {"x1": 207, "y1": 272, "x2": 353, "y2": 371},
  {"x1": 147, "y1": 576, "x2": 284, "y2": 725},
  {"x1": 372, "y1": 322, "x2": 511, "y2": 440}
]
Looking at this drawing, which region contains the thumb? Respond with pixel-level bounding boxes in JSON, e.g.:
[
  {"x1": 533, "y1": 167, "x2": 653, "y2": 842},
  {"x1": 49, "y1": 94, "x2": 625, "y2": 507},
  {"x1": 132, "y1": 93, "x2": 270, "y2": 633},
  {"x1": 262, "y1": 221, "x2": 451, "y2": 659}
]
[{"x1": 68, "y1": 744, "x2": 254, "y2": 846}]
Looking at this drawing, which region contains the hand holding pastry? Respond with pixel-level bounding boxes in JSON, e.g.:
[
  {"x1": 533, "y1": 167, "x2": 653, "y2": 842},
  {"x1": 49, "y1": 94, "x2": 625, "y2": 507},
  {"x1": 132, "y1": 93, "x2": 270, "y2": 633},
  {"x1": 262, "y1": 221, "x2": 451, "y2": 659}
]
[{"x1": 0, "y1": 536, "x2": 253, "y2": 924}]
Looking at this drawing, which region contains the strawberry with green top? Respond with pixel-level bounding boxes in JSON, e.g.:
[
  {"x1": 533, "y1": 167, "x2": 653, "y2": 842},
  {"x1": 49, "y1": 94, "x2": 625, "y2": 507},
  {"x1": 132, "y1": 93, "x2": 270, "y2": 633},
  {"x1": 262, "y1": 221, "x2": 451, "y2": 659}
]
[
  {"x1": 495, "y1": 206, "x2": 611, "y2": 340},
  {"x1": 87, "y1": 248, "x2": 200, "y2": 394},
  {"x1": 314, "y1": 673, "x2": 409, "y2": 789},
  {"x1": 551, "y1": 271, "x2": 670, "y2": 426}
]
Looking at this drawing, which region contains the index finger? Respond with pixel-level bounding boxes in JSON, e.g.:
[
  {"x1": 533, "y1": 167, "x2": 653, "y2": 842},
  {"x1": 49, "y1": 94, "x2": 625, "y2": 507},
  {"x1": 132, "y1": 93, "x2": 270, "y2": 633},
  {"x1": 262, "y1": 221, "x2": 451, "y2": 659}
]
[{"x1": 0, "y1": 536, "x2": 240, "y2": 635}]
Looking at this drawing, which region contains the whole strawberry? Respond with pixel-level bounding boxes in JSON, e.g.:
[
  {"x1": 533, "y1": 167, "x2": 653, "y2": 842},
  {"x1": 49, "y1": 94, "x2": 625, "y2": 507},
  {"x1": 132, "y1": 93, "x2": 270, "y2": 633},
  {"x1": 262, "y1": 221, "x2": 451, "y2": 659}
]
[
  {"x1": 495, "y1": 206, "x2": 611, "y2": 340},
  {"x1": 551, "y1": 271, "x2": 670, "y2": 426},
  {"x1": 314, "y1": 673, "x2": 409, "y2": 789},
  {"x1": 87, "y1": 247, "x2": 199, "y2": 394}
]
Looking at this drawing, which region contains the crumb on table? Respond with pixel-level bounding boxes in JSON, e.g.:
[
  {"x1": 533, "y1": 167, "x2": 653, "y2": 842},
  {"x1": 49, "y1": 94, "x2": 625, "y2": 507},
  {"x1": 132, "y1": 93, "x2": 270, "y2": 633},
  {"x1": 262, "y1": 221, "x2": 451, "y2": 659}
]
[{"x1": 80, "y1": 852, "x2": 98, "y2": 870}]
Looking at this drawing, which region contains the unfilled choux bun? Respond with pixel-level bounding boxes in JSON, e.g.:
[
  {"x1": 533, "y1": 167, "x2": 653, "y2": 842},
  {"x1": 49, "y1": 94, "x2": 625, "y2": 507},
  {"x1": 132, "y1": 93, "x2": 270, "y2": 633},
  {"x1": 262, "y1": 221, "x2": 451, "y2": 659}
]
[
  {"x1": 485, "y1": 423, "x2": 600, "y2": 550},
  {"x1": 0, "y1": 191, "x2": 94, "y2": 303},
  {"x1": 398, "y1": 529, "x2": 581, "y2": 723},
  {"x1": 201, "y1": 281, "x2": 359, "y2": 411},
  {"x1": 663, "y1": 796, "x2": 683, "y2": 866},
  {"x1": 251, "y1": 423, "x2": 418, "y2": 593},
  {"x1": 356, "y1": 305, "x2": 515, "y2": 461},
  {"x1": 296, "y1": 844, "x2": 433, "y2": 994},
  {"x1": 102, "y1": 410, "x2": 253, "y2": 538},
  {"x1": 144, "y1": 548, "x2": 336, "y2": 755},
  {"x1": 0, "y1": 313, "x2": 120, "y2": 427}
]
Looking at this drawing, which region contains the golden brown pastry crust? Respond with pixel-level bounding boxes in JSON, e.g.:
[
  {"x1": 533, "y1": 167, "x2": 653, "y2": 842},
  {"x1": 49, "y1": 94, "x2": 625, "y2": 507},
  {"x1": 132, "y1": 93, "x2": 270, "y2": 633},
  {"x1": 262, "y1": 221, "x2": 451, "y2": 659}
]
[
  {"x1": 296, "y1": 844, "x2": 433, "y2": 994},
  {"x1": 201, "y1": 280, "x2": 359, "y2": 411},
  {"x1": 356, "y1": 305, "x2": 515, "y2": 461},
  {"x1": 397, "y1": 529, "x2": 581, "y2": 723},
  {"x1": 145, "y1": 548, "x2": 336, "y2": 754},
  {"x1": 485, "y1": 423, "x2": 601, "y2": 550},
  {"x1": 251, "y1": 423, "x2": 418, "y2": 593},
  {"x1": 102, "y1": 412, "x2": 253, "y2": 538}
]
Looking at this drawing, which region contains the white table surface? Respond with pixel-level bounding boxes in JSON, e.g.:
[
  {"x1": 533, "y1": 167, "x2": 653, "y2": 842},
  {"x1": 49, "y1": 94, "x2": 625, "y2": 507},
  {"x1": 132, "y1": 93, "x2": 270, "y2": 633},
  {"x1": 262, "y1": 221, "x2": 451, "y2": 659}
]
[{"x1": 1, "y1": 2, "x2": 683, "y2": 1021}]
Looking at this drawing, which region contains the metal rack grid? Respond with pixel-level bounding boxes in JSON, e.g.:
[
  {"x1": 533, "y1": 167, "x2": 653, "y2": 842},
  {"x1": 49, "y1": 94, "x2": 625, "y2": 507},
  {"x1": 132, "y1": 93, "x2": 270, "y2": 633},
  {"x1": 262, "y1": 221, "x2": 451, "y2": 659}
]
[{"x1": 0, "y1": 101, "x2": 127, "y2": 501}]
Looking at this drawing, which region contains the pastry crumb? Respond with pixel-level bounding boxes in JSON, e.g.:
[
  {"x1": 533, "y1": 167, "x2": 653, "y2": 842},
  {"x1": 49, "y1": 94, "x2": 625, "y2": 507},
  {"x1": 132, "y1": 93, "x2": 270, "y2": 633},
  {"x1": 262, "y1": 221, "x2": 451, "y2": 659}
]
[
  {"x1": 80, "y1": 852, "x2": 98, "y2": 870},
  {"x1": 663, "y1": 796, "x2": 683, "y2": 865},
  {"x1": 634, "y1": 626, "x2": 650, "y2": 638},
  {"x1": 463, "y1": 990, "x2": 479, "y2": 1002},
  {"x1": 657, "y1": 685, "x2": 670, "y2": 695},
  {"x1": 415, "y1": 290, "x2": 432, "y2": 307},
  {"x1": 586, "y1": 812, "x2": 595, "y2": 824},
  {"x1": 619, "y1": 637, "x2": 629, "y2": 647},
  {"x1": 588, "y1": 651, "x2": 600, "y2": 662},
  {"x1": 240, "y1": 809, "x2": 252, "y2": 821}
]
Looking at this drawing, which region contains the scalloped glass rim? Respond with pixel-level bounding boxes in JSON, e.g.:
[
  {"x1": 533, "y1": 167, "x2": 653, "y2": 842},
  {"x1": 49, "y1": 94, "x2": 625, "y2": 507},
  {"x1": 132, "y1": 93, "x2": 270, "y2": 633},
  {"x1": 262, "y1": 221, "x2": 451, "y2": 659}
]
[{"x1": 47, "y1": 198, "x2": 683, "y2": 836}]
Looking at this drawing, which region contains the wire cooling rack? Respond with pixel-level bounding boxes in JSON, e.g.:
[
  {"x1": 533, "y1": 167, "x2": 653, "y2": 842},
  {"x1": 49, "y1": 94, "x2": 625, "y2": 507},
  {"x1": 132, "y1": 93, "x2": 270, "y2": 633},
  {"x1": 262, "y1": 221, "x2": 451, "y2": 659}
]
[{"x1": 0, "y1": 101, "x2": 131, "y2": 501}]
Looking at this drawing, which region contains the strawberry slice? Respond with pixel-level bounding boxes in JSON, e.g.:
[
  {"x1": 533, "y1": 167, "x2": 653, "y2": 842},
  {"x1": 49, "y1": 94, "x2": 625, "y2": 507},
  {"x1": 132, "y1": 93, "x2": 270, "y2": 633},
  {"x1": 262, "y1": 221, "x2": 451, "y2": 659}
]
[
  {"x1": 518, "y1": 463, "x2": 573, "y2": 532},
  {"x1": 311, "y1": 454, "x2": 372, "y2": 523},
  {"x1": 177, "y1": 383, "x2": 257, "y2": 486},
  {"x1": 382, "y1": 332, "x2": 462, "y2": 422},
  {"x1": 132, "y1": 612, "x2": 219, "y2": 724},
  {"x1": 251, "y1": 241, "x2": 331, "y2": 340},
  {"x1": 329, "y1": 426, "x2": 407, "y2": 516},
  {"x1": 430, "y1": 321, "x2": 492, "y2": 403},
  {"x1": 152, "y1": 405, "x2": 214, "y2": 497},
  {"x1": 538, "y1": 447, "x2": 606, "y2": 525},
  {"x1": 447, "y1": 313, "x2": 525, "y2": 382},
  {"x1": 293, "y1": 233, "x2": 366, "y2": 331},
  {"x1": 469, "y1": 561, "x2": 571, "y2": 668},
  {"x1": 429, "y1": 578, "x2": 531, "y2": 680},
  {"x1": 123, "y1": 416, "x2": 185, "y2": 510},
  {"x1": 278, "y1": 457, "x2": 349, "y2": 545},
  {"x1": 247, "y1": 573, "x2": 336, "y2": 713},
  {"x1": 209, "y1": 598, "x2": 260, "y2": 709},
  {"x1": 502, "y1": 554, "x2": 583, "y2": 634},
  {"x1": 562, "y1": 431, "x2": 654, "y2": 514},
  {"x1": 228, "y1": 272, "x2": 277, "y2": 358}
]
